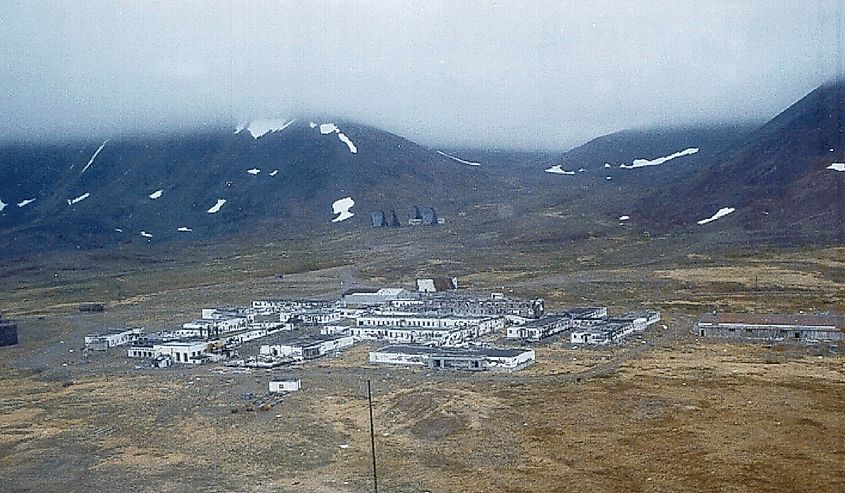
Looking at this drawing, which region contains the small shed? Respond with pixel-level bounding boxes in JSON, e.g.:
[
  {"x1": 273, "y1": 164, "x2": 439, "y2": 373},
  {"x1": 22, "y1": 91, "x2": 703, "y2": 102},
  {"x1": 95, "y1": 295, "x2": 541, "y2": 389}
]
[{"x1": 269, "y1": 378, "x2": 301, "y2": 393}]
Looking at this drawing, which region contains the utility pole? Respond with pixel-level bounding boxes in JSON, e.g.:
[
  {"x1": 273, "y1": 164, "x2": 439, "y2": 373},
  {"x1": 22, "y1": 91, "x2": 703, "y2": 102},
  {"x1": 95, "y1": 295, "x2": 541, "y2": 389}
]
[{"x1": 367, "y1": 379, "x2": 379, "y2": 493}]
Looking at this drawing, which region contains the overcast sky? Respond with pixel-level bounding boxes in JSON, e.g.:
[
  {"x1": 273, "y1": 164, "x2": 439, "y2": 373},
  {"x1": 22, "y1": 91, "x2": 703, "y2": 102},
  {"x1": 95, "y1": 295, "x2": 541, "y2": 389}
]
[{"x1": 1, "y1": 1, "x2": 842, "y2": 149}]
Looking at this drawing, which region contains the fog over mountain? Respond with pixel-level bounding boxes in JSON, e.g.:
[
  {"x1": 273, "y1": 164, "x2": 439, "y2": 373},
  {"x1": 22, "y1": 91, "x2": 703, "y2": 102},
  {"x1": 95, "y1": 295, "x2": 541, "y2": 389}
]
[{"x1": 1, "y1": 0, "x2": 842, "y2": 149}]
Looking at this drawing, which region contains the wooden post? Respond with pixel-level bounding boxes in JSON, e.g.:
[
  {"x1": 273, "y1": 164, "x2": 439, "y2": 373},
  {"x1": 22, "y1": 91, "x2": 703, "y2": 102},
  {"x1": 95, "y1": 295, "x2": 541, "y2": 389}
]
[{"x1": 367, "y1": 379, "x2": 378, "y2": 493}]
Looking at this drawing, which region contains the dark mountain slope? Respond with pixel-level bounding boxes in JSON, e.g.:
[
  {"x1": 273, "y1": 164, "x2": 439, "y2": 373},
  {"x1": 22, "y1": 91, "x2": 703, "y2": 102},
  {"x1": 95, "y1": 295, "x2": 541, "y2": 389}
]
[
  {"x1": 635, "y1": 80, "x2": 845, "y2": 237},
  {"x1": 0, "y1": 119, "x2": 508, "y2": 254}
]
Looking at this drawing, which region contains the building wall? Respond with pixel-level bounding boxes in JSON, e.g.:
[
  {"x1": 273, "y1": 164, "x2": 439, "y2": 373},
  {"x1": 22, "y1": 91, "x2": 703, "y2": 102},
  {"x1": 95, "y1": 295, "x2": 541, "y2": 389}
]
[
  {"x1": 269, "y1": 380, "x2": 301, "y2": 392},
  {"x1": 696, "y1": 323, "x2": 844, "y2": 342}
]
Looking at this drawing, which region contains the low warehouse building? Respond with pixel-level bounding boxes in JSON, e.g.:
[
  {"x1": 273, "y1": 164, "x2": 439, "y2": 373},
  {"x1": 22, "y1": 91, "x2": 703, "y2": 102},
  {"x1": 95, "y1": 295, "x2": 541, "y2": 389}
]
[
  {"x1": 84, "y1": 328, "x2": 143, "y2": 350},
  {"x1": 260, "y1": 334, "x2": 355, "y2": 359},
  {"x1": 570, "y1": 321, "x2": 635, "y2": 345},
  {"x1": 695, "y1": 313, "x2": 845, "y2": 342},
  {"x1": 369, "y1": 345, "x2": 535, "y2": 371},
  {"x1": 506, "y1": 313, "x2": 573, "y2": 341}
]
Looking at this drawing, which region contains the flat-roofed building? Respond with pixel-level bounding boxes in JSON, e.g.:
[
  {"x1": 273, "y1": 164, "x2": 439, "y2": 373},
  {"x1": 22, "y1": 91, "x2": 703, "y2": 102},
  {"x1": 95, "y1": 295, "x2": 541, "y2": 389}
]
[
  {"x1": 506, "y1": 313, "x2": 573, "y2": 341},
  {"x1": 570, "y1": 321, "x2": 635, "y2": 345},
  {"x1": 84, "y1": 328, "x2": 143, "y2": 350},
  {"x1": 260, "y1": 334, "x2": 355, "y2": 360},
  {"x1": 127, "y1": 338, "x2": 210, "y2": 364},
  {"x1": 351, "y1": 313, "x2": 504, "y2": 346},
  {"x1": 342, "y1": 288, "x2": 414, "y2": 307},
  {"x1": 269, "y1": 377, "x2": 301, "y2": 393},
  {"x1": 389, "y1": 293, "x2": 544, "y2": 319},
  {"x1": 695, "y1": 313, "x2": 845, "y2": 342},
  {"x1": 369, "y1": 345, "x2": 535, "y2": 371},
  {"x1": 612, "y1": 311, "x2": 661, "y2": 332}
]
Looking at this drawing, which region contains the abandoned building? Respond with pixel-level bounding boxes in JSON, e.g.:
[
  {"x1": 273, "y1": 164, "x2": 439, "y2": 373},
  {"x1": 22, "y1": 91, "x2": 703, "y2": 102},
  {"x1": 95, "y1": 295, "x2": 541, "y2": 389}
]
[
  {"x1": 570, "y1": 321, "x2": 635, "y2": 345},
  {"x1": 297, "y1": 308, "x2": 341, "y2": 325},
  {"x1": 0, "y1": 316, "x2": 18, "y2": 347},
  {"x1": 390, "y1": 293, "x2": 545, "y2": 319},
  {"x1": 369, "y1": 345, "x2": 535, "y2": 371},
  {"x1": 351, "y1": 313, "x2": 504, "y2": 346},
  {"x1": 84, "y1": 328, "x2": 143, "y2": 350},
  {"x1": 416, "y1": 277, "x2": 458, "y2": 293},
  {"x1": 252, "y1": 299, "x2": 333, "y2": 312},
  {"x1": 269, "y1": 377, "x2": 301, "y2": 393},
  {"x1": 342, "y1": 287, "x2": 414, "y2": 307},
  {"x1": 695, "y1": 312, "x2": 845, "y2": 342},
  {"x1": 613, "y1": 311, "x2": 661, "y2": 331},
  {"x1": 568, "y1": 306, "x2": 609, "y2": 324},
  {"x1": 127, "y1": 338, "x2": 211, "y2": 364},
  {"x1": 259, "y1": 333, "x2": 355, "y2": 360},
  {"x1": 506, "y1": 313, "x2": 573, "y2": 340}
]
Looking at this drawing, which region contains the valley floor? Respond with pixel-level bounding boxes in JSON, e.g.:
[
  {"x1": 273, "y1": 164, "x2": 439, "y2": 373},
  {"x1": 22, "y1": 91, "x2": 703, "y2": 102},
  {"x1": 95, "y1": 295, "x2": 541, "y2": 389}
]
[{"x1": 0, "y1": 240, "x2": 843, "y2": 492}]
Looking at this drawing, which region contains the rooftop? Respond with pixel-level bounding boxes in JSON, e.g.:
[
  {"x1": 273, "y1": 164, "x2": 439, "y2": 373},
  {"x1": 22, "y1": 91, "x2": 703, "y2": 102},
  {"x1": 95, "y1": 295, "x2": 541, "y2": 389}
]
[
  {"x1": 373, "y1": 344, "x2": 531, "y2": 358},
  {"x1": 699, "y1": 312, "x2": 845, "y2": 330}
]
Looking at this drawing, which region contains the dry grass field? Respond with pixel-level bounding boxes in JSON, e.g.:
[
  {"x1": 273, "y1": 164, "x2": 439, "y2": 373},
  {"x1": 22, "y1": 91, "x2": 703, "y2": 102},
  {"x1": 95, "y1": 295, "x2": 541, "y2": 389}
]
[{"x1": 1, "y1": 240, "x2": 843, "y2": 492}]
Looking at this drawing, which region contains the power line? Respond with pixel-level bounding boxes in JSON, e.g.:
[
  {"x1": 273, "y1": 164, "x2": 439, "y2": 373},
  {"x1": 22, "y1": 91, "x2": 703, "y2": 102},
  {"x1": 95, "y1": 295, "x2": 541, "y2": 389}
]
[{"x1": 367, "y1": 379, "x2": 379, "y2": 493}]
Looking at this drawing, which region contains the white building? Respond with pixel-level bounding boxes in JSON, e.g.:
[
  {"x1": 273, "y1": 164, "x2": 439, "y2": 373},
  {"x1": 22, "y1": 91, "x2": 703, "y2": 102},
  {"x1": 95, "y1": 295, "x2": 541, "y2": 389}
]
[
  {"x1": 570, "y1": 322, "x2": 635, "y2": 345},
  {"x1": 84, "y1": 328, "x2": 143, "y2": 350},
  {"x1": 369, "y1": 345, "x2": 535, "y2": 371},
  {"x1": 342, "y1": 288, "x2": 414, "y2": 307},
  {"x1": 355, "y1": 313, "x2": 502, "y2": 331},
  {"x1": 506, "y1": 314, "x2": 573, "y2": 341},
  {"x1": 269, "y1": 378, "x2": 301, "y2": 393},
  {"x1": 181, "y1": 315, "x2": 248, "y2": 338},
  {"x1": 416, "y1": 277, "x2": 458, "y2": 293},
  {"x1": 296, "y1": 308, "x2": 341, "y2": 325},
  {"x1": 127, "y1": 339, "x2": 210, "y2": 364},
  {"x1": 615, "y1": 311, "x2": 661, "y2": 331},
  {"x1": 351, "y1": 314, "x2": 504, "y2": 346},
  {"x1": 260, "y1": 334, "x2": 355, "y2": 360}
]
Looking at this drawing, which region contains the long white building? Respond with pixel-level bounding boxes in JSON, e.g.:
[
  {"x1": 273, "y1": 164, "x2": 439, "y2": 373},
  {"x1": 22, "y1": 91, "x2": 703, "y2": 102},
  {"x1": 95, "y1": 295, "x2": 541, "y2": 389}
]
[
  {"x1": 369, "y1": 345, "x2": 535, "y2": 371},
  {"x1": 260, "y1": 334, "x2": 355, "y2": 360},
  {"x1": 350, "y1": 313, "x2": 504, "y2": 346},
  {"x1": 127, "y1": 339, "x2": 210, "y2": 364}
]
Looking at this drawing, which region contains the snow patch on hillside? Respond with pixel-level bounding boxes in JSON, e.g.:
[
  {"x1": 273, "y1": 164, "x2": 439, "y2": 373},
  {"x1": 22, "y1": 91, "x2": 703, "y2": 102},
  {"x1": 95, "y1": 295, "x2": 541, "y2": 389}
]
[
  {"x1": 619, "y1": 215, "x2": 630, "y2": 221},
  {"x1": 619, "y1": 147, "x2": 699, "y2": 169},
  {"x1": 827, "y1": 162, "x2": 845, "y2": 172},
  {"x1": 320, "y1": 123, "x2": 338, "y2": 134},
  {"x1": 80, "y1": 140, "x2": 109, "y2": 174},
  {"x1": 247, "y1": 168, "x2": 261, "y2": 175},
  {"x1": 140, "y1": 231, "x2": 153, "y2": 238},
  {"x1": 319, "y1": 123, "x2": 358, "y2": 153},
  {"x1": 17, "y1": 198, "x2": 35, "y2": 208},
  {"x1": 269, "y1": 170, "x2": 279, "y2": 176},
  {"x1": 337, "y1": 133, "x2": 357, "y2": 153},
  {"x1": 697, "y1": 207, "x2": 735, "y2": 225},
  {"x1": 236, "y1": 118, "x2": 295, "y2": 138},
  {"x1": 207, "y1": 198, "x2": 227, "y2": 214},
  {"x1": 149, "y1": 190, "x2": 163, "y2": 199},
  {"x1": 331, "y1": 197, "x2": 355, "y2": 223},
  {"x1": 545, "y1": 165, "x2": 575, "y2": 175},
  {"x1": 437, "y1": 150, "x2": 481, "y2": 166},
  {"x1": 67, "y1": 192, "x2": 90, "y2": 205},
  {"x1": 0, "y1": 199, "x2": 7, "y2": 212},
  {"x1": 177, "y1": 227, "x2": 192, "y2": 232},
  {"x1": 115, "y1": 228, "x2": 123, "y2": 233}
]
